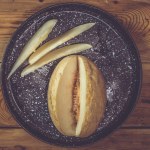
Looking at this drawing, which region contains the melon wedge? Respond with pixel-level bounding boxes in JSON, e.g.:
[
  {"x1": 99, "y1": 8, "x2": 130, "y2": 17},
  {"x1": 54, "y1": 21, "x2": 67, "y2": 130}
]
[
  {"x1": 21, "y1": 43, "x2": 92, "y2": 77},
  {"x1": 7, "y1": 19, "x2": 57, "y2": 79},
  {"x1": 28, "y1": 23, "x2": 95, "y2": 65}
]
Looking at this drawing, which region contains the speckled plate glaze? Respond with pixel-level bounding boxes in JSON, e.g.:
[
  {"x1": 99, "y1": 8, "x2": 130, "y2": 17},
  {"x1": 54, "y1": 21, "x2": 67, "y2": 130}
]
[{"x1": 2, "y1": 3, "x2": 142, "y2": 147}]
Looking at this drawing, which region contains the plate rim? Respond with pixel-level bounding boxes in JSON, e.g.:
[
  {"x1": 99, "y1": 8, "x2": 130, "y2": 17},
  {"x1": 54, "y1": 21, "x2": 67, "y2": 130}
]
[{"x1": 1, "y1": 2, "x2": 142, "y2": 147}]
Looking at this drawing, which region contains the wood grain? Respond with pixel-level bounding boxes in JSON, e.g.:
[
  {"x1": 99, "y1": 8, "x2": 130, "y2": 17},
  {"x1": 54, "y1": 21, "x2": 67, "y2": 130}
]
[
  {"x1": 0, "y1": 90, "x2": 18, "y2": 127},
  {"x1": 0, "y1": 1, "x2": 150, "y2": 62},
  {"x1": 0, "y1": 128, "x2": 149, "y2": 150},
  {"x1": 0, "y1": 63, "x2": 149, "y2": 127},
  {"x1": 0, "y1": 0, "x2": 150, "y2": 149}
]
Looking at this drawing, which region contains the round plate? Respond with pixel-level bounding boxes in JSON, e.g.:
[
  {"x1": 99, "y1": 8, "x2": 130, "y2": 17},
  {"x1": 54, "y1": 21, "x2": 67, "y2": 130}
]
[{"x1": 1, "y1": 3, "x2": 142, "y2": 147}]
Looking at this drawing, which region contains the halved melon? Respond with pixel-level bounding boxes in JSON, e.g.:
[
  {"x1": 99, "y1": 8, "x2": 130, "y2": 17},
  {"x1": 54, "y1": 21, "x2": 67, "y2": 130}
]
[{"x1": 48, "y1": 55, "x2": 106, "y2": 137}]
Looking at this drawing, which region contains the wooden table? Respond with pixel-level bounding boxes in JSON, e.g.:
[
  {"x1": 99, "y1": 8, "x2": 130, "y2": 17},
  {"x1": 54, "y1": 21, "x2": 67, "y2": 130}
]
[{"x1": 0, "y1": 0, "x2": 150, "y2": 149}]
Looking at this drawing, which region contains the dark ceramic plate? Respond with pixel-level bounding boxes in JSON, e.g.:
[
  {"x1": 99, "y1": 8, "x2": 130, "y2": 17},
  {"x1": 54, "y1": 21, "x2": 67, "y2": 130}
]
[{"x1": 1, "y1": 3, "x2": 142, "y2": 147}]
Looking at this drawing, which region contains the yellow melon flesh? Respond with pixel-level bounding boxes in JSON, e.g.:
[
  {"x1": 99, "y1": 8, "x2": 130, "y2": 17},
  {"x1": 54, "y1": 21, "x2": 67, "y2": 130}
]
[
  {"x1": 55, "y1": 56, "x2": 77, "y2": 136},
  {"x1": 75, "y1": 57, "x2": 87, "y2": 136},
  {"x1": 8, "y1": 19, "x2": 57, "y2": 79},
  {"x1": 48, "y1": 55, "x2": 106, "y2": 137},
  {"x1": 29, "y1": 23, "x2": 95, "y2": 65}
]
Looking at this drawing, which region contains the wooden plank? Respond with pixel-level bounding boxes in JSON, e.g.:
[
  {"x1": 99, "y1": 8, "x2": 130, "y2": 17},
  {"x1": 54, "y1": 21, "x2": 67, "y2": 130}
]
[
  {"x1": 0, "y1": 89, "x2": 18, "y2": 127},
  {"x1": 0, "y1": 1, "x2": 150, "y2": 62},
  {"x1": 123, "y1": 102, "x2": 150, "y2": 127},
  {"x1": 0, "y1": 63, "x2": 149, "y2": 127},
  {"x1": 0, "y1": 128, "x2": 149, "y2": 150},
  {"x1": 0, "y1": 0, "x2": 149, "y2": 13},
  {"x1": 113, "y1": 7, "x2": 150, "y2": 63},
  {"x1": 0, "y1": 0, "x2": 149, "y2": 149},
  {"x1": 0, "y1": 98, "x2": 149, "y2": 128},
  {"x1": 0, "y1": 0, "x2": 149, "y2": 14}
]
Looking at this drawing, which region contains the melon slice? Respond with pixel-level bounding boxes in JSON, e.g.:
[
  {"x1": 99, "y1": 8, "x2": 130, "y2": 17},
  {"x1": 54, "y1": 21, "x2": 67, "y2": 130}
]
[
  {"x1": 8, "y1": 19, "x2": 57, "y2": 78},
  {"x1": 21, "y1": 43, "x2": 92, "y2": 77},
  {"x1": 28, "y1": 23, "x2": 95, "y2": 65}
]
